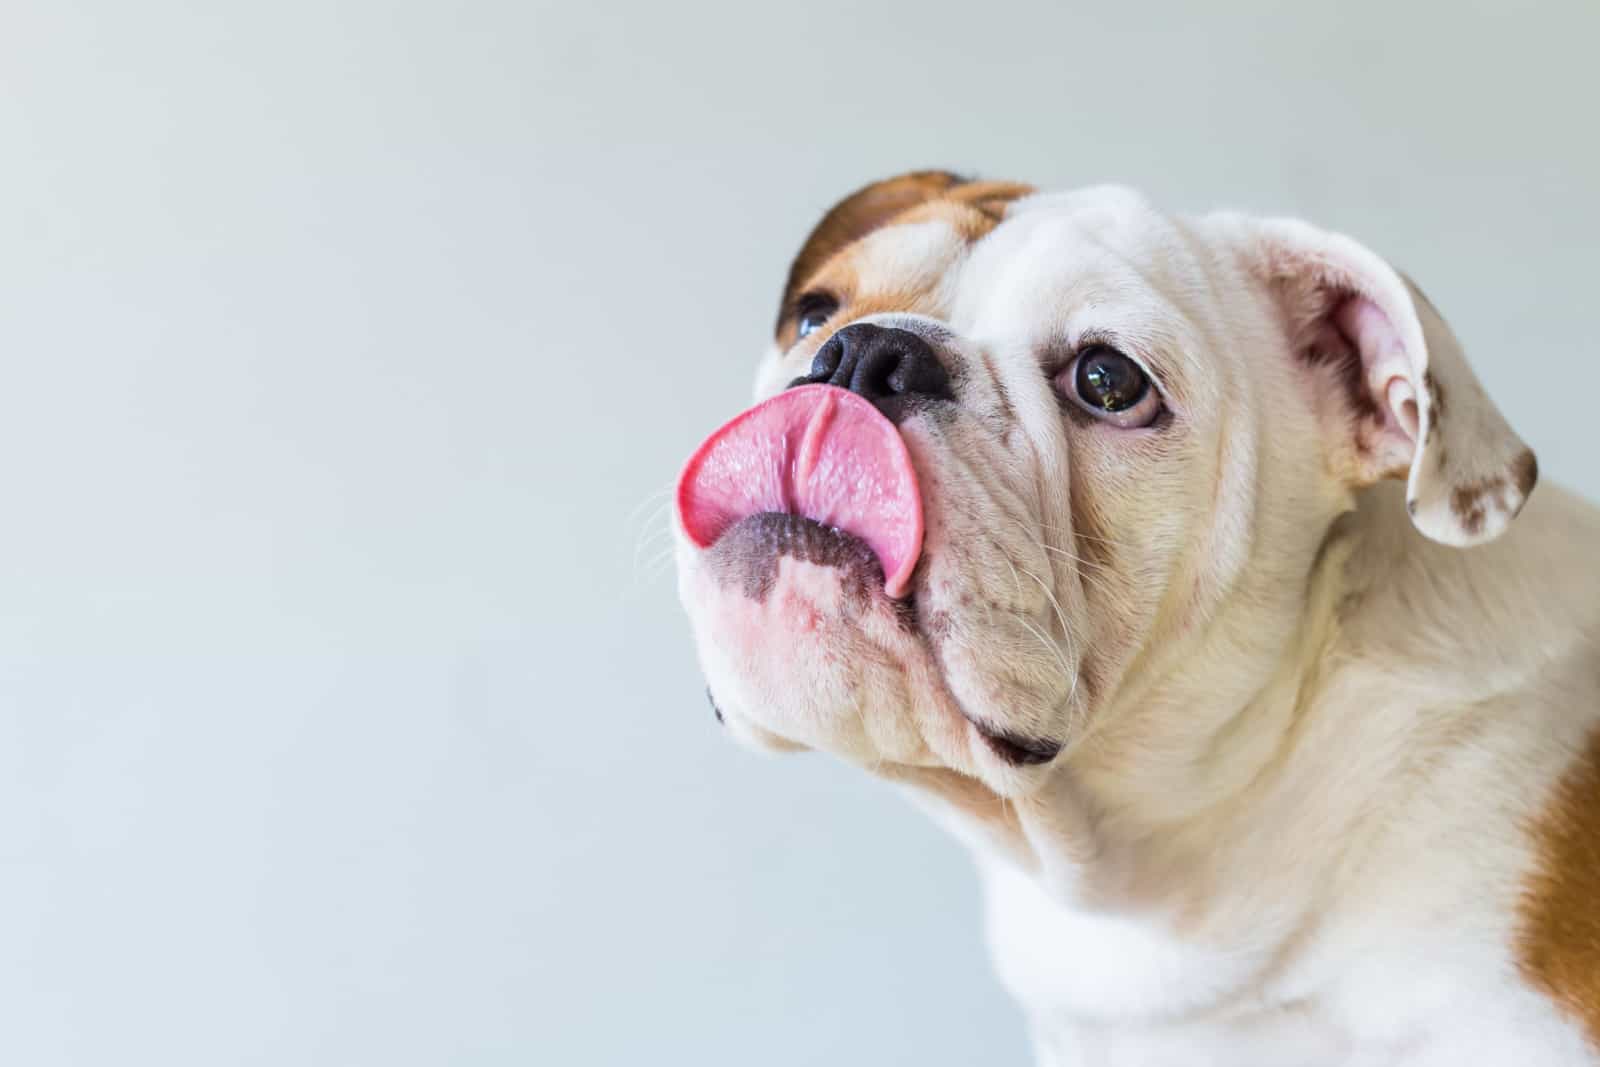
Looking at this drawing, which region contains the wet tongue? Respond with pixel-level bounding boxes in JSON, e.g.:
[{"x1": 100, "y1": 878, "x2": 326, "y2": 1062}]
[{"x1": 676, "y1": 384, "x2": 924, "y2": 598}]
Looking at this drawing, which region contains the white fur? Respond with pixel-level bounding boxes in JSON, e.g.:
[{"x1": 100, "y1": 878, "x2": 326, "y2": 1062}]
[{"x1": 677, "y1": 186, "x2": 1600, "y2": 1063}]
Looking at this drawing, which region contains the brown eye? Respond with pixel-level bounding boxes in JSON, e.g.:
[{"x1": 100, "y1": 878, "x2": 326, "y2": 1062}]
[
  {"x1": 1056, "y1": 345, "x2": 1163, "y2": 428},
  {"x1": 794, "y1": 293, "x2": 837, "y2": 341}
]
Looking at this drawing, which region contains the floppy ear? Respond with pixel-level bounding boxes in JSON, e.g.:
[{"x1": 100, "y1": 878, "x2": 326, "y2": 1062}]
[
  {"x1": 1242, "y1": 217, "x2": 1537, "y2": 547},
  {"x1": 778, "y1": 170, "x2": 1032, "y2": 326}
]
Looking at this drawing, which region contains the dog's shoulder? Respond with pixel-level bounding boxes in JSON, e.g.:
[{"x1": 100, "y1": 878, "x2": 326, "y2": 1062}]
[
  {"x1": 1517, "y1": 653, "x2": 1600, "y2": 1049},
  {"x1": 1334, "y1": 482, "x2": 1600, "y2": 1052},
  {"x1": 1479, "y1": 483, "x2": 1600, "y2": 1048}
]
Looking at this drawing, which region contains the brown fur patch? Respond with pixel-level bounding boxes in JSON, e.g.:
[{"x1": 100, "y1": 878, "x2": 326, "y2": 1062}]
[
  {"x1": 780, "y1": 171, "x2": 965, "y2": 321},
  {"x1": 892, "y1": 181, "x2": 1036, "y2": 238},
  {"x1": 1450, "y1": 474, "x2": 1509, "y2": 537},
  {"x1": 776, "y1": 171, "x2": 1032, "y2": 339},
  {"x1": 1423, "y1": 369, "x2": 1446, "y2": 430},
  {"x1": 1518, "y1": 723, "x2": 1600, "y2": 1050},
  {"x1": 1512, "y1": 449, "x2": 1539, "y2": 499},
  {"x1": 841, "y1": 289, "x2": 949, "y2": 324}
]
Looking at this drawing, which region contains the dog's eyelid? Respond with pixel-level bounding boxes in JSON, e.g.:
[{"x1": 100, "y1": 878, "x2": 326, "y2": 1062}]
[
  {"x1": 791, "y1": 289, "x2": 839, "y2": 319},
  {"x1": 1130, "y1": 354, "x2": 1170, "y2": 402}
]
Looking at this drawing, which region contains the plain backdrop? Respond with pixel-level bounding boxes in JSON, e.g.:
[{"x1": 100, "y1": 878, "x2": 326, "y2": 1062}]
[{"x1": 3, "y1": 1, "x2": 1597, "y2": 1064}]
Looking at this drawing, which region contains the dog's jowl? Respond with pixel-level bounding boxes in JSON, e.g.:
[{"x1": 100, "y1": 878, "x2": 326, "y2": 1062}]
[{"x1": 674, "y1": 172, "x2": 1600, "y2": 1065}]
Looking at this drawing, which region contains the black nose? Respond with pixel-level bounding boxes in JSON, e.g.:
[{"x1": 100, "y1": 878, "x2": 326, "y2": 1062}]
[{"x1": 791, "y1": 323, "x2": 952, "y2": 411}]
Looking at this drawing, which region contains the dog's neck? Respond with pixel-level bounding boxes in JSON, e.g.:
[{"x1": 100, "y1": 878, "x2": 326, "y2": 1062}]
[{"x1": 898, "y1": 480, "x2": 1571, "y2": 911}]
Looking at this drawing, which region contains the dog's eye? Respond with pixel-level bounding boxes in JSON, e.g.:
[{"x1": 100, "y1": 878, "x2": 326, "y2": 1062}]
[
  {"x1": 794, "y1": 294, "x2": 838, "y2": 340},
  {"x1": 1057, "y1": 345, "x2": 1162, "y2": 428},
  {"x1": 1075, "y1": 347, "x2": 1147, "y2": 410}
]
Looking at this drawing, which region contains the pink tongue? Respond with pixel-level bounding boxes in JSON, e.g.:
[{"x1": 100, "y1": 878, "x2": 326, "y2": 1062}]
[{"x1": 677, "y1": 384, "x2": 924, "y2": 598}]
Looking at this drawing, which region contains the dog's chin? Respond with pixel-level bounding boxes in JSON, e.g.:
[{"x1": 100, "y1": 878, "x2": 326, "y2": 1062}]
[
  {"x1": 677, "y1": 512, "x2": 1075, "y2": 793},
  {"x1": 676, "y1": 512, "x2": 942, "y2": 765}
]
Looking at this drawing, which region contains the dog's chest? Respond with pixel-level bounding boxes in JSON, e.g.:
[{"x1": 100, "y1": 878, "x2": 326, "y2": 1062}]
[
  {"x1": 981, "y1": 864, "x2": 1349, "y2": 1064},
  {"x1": 977, "y1": 859, "x2": 1597, "y2": 1066},
  {"x1": 980, "y1": 859, "x2": 1280, "y2": 1023}
]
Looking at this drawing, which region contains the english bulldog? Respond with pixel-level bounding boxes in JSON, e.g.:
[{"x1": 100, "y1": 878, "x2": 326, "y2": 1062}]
[{"x1": 673, "y1": 172, "x2": 1600, "y2": 1065}]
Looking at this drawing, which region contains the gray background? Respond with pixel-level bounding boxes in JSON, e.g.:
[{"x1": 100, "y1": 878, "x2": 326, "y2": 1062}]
[{"x1": 3, "y1": 1, "x2": 1596, "y2": 1064}]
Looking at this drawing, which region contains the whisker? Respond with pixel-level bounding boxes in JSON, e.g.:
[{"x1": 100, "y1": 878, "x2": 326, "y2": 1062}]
[
  {"x1": 625, "y1": 482, "x2": 676, "y2": 525},
  {"x1": 1015, "y1": 613, "x2": 1075, "y2": 692},
  {"x1": 1018, "y1": 564, "x2": 1083, "y2": 711},
  {"x1": 1016, "y1": 564, "x2": 1070, "y2": 642},
  {"x1": 1035, "y1": 523, "x2": 1138, "y2": 553},
  {"x1": 1035, "y1": 543, "x2": 1119, "y2": 601},
  {"x1": 1036, "y1": 542, "x2": 1113, "y2": 574},
  {"x1": 1006, "y1": 553, "x2": 1084, "y2": 697},
  {"x1": 632, "y1": 516, "x2": 675, "y2": 548},
  {"x1": 999, "y1": 552, "x2": 1025, "y2": 604},
  {"x1": 630, "y1": 501, "x2": 677, "y2": 571},
  {"x1": 637, "y1": 543, "x2": 678, "y2": 586}
]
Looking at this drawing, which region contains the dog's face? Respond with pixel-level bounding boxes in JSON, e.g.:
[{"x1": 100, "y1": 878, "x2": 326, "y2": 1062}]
[{"x1": 676, "y1": 173, "x2": 1535, "y2": 799}]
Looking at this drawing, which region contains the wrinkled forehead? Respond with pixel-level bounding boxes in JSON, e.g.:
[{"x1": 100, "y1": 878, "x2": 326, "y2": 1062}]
[
  {"x1": 799, "y1": 188, "x2": 1212, "y2": 317},
  {"x1": 947, "y1": 190, "x2": 1228, "y2": 390},
  {"x1": 955, "y1": 190, "x2": 1205, "y2": 327}
]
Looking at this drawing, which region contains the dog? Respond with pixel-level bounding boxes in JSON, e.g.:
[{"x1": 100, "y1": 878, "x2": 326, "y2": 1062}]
[{"x1": 673, "y1": 171, "x2": 1600, "y2": 1065}]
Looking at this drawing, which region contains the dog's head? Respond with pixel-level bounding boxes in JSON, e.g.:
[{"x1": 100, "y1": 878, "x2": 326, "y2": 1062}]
[{"x1": 675, "y1": 172, "x2": 1536, "y2": 800}]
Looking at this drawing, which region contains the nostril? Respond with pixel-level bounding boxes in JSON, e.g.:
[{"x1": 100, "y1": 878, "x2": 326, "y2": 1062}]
[
  {"x1": 850, "y1": 346, "x2": 900, "y2": 398},
  {"x1": 810, "y1": 339, "x2": 843, "y2": 382},
  {"x1": 788, "y1": 335, "x2": 846, "y2": 390},
  {"x1": 888, "y1": 352, "x2": 948, "y2": 398}
]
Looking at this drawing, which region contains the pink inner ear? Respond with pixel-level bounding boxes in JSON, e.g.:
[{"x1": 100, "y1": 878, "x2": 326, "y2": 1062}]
[
  {"x1": 1334, "y1": 296, "x2": 1420, "y2": 443},
  {"x1": 1386, "y1": 379, "x2": 1419, "y2": 441}
]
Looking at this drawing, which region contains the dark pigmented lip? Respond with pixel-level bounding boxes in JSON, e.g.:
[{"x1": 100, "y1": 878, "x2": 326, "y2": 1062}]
[
  {"x1": 703, "y1": 513, "x2": 920, "y2": 633},
  {"x1": 968, "y1": 718, "x2": 1063, "y2": 766}
]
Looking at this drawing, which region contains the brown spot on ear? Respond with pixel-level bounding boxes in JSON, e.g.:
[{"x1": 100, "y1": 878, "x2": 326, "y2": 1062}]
[
  {"x1": 1427, "y1": 371, "x2": 1452, "y2": 447},
  {"x1": 1450, "y1": 474, "x2": 1508, "y2": 537},
  {"x1": 1518, "y1": 724, "x2": 1600, "y2": 1050},
  {"x1": 1451, "y1": 487, "x2": 1487, "y2": 537},
  {"x1": 1512, "y1": 449, "x2": 1539, "y2": 499},
  {"x1": 1423, "y1": 370, "x2": 1446, "y2": 443}
]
